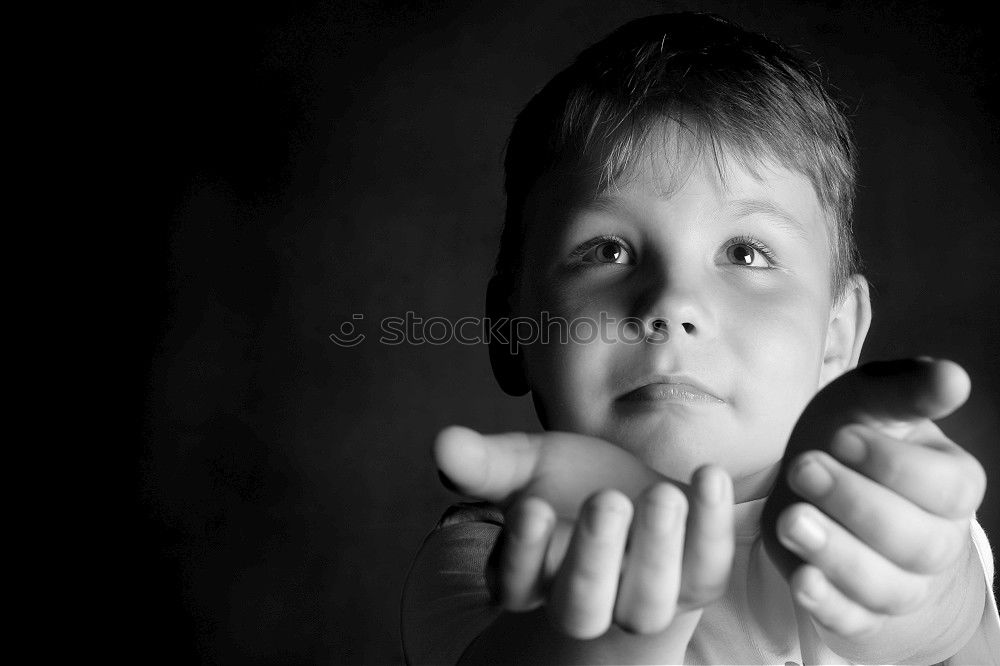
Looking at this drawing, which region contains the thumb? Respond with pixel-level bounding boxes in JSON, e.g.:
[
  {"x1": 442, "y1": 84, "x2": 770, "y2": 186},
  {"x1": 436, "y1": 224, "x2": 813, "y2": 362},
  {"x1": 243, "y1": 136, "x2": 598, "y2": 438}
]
[
  {"x1": 824, "y1": 358, "x2": 970, "y2": 430},
  {"x1": 433, "y1": 426, "x2": 673, "y2": 516},
  {"x1": 434, "y1": 426, "x2": 542, "y2": 503}
]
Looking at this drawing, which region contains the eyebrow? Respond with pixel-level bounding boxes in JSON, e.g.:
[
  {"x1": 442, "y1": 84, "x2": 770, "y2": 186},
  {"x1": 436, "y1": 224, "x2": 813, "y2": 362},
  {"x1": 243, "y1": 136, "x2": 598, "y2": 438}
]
[
  {"x1": 724, "y1": 199, "x2": 809, "y2": 240},
  {"x1": 579, "y1": 194, "x2": 810, "y2": 240},
  {"x1": 582, "y1": 193, "x2": 632, "y2": 216}
]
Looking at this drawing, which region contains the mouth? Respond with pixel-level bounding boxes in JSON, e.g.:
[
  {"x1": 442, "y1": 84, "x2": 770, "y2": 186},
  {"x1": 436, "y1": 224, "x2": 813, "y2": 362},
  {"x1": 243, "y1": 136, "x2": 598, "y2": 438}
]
[{"x1": 617, "y1": 375, "x2": 725, "y2": 405}]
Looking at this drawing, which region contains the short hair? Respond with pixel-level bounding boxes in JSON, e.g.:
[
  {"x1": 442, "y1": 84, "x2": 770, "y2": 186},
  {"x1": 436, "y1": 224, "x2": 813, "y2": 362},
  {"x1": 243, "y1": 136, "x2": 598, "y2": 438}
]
[{"x1": 496, "y1": 12, "x2": 861, "y2": 299}]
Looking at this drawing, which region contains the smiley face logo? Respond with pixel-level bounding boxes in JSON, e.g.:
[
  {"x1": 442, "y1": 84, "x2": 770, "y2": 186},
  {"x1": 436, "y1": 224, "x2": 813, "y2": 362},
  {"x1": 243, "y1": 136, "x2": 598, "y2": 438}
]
[{"x1": 329, "y1": 314, "x2": 366, "y2": 347}]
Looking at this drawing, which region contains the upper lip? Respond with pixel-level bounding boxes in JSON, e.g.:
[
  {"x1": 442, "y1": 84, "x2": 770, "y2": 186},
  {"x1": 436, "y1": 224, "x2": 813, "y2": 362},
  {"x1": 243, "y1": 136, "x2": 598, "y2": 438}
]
[{"x1": 618, "y1": 374, "x2": 725, "y2": 402}]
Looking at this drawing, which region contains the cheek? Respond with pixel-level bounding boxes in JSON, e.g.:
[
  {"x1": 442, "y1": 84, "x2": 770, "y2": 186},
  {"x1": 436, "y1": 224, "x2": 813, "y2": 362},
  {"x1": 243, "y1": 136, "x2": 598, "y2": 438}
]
[
  {"x1": 518, "y1": 283, "x2": 632, "y2": 433},
  {"x1": 726, "y1": 290, "x2": 826, "y2": 419},
  {"x1": 519, "y1": 281, "x2": 630, "y2": 390},
  {"x1": 522, "y1": 337, "x2": 616, "y2": 432}
]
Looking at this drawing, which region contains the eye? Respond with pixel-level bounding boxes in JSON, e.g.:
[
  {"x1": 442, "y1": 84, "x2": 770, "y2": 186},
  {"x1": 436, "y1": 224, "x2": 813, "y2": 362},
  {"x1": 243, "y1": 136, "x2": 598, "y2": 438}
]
[
  {"x1": 575, "y1": 236, "x2": 633, "y2": 265},
  {"x1": 724, "y1": 237, "x2": 775, "y2": 268}
]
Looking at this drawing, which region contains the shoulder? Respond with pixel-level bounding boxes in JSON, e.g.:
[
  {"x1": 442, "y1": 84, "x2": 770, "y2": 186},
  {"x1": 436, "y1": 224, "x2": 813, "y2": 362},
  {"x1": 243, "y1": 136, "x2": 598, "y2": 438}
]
[{"x1": 400, "y1": 503, "x2": 505, "y2": 665}]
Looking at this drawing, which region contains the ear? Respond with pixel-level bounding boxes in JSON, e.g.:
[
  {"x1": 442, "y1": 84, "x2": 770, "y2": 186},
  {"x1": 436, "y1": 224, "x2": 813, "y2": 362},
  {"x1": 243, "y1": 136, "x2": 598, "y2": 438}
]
[
  {"x1": 819, "y1": 274, "x2": 872, "y2": 387},
  {"x1": 486, "y1": 274, "x2": 530, "y2": 396}
]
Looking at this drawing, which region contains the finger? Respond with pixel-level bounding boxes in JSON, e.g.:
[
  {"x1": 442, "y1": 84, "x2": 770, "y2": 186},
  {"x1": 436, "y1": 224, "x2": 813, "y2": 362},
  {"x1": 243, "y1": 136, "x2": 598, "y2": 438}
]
[
  {"x1": 548, "y1": 490, "x2": 633, "y2": 639},
  {"x1": 679, "y1": 465, "x2": 735, "y2": 607},
  {"x1": 495, "y1": 497, "x2": 557, "y2": 611},
  {"x1": 777, "y1": 503, "x2": 929, "y2": 615},
  {"x1": 434, "y1": 427, "x2": 668, "y2": 513},
  {"x1": 543, "y1": 518, "x2": 573, "y2": 580},
  {"x1": 849, "y1": 358, "x2": 971, "y2": 425},
  {"x1": 790, "y1": 565, "x2": 885, "y2": 641},
  {"x1": 829, "y1": 424, "x2": 987, "y2": 521},
  {"x1": 788, "y1": 449, "x2": 968, "y2": 573},
  {"x1": 762, "y1": 358, "x2": 971, "y2": 577},
  {"x1": 614, "y1": 483, "x2": 687, "y2": 634}
]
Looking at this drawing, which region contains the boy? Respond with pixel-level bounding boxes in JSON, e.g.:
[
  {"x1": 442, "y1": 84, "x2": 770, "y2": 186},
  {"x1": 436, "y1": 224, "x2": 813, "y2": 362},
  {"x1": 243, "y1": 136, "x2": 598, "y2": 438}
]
[{"x1": 401, "y1": 12, "x2": 999, "y2": 664}]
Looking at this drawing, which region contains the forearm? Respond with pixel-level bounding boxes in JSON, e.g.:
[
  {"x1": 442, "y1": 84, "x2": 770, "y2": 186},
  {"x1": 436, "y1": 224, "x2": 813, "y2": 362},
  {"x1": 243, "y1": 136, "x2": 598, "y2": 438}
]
[{"x1": 459, "y1": 607, "x2": 701, "y2": 665}]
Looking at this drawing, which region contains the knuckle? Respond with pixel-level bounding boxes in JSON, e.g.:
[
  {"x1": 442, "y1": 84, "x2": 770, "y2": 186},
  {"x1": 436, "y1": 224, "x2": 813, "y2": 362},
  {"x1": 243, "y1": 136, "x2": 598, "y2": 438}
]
[
  {"x1": 876, "y1": 452, "x2": 908, "y2": 492},
  {"x1": 958, "y1": 456, "x2": 988, "y2": 512},
  {"x1": 907, "y1": 531, "x2": 955, "y2": 573},
  {"x1": 843, "y1": 613, "x2": 884, "y2": 642},
  {"x1": 814, "y1": 598, "x2": 883, "y2": 641},
  {"x1": 835, "y1": 491, "x2": 875, "y2": 531},
  {"x1": 930, "y1": 464, "x2": 980, "y2": 517},
  {"x1": 567, "y1": 559, "x2": 607, "y2": 587},
  {"x1": 869, "y1": 576, "x2": 926, "y2": 615},
  {"x1": 897, "y1": 576, "x2": 931, "y2": 613}
]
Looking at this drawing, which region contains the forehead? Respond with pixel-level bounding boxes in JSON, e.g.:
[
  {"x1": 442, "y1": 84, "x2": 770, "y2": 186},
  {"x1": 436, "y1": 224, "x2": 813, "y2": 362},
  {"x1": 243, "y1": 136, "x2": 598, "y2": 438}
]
[{"x1": 523, "y1": 125, "x2": 831, "y2": 246}]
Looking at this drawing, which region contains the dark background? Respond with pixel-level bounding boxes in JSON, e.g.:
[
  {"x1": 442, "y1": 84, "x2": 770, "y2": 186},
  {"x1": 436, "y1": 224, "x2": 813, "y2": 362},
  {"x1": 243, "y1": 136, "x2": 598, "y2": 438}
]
[{"x1": 135, "y1": 1, "x2": 999, "y2": 663}]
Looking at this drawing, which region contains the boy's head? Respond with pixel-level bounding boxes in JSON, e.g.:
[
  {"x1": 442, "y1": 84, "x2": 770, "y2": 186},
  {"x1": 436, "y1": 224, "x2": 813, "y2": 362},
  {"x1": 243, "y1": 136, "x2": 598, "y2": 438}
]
[{"x1": 487, "y1": 12, "x2": 871, "y2": 501}]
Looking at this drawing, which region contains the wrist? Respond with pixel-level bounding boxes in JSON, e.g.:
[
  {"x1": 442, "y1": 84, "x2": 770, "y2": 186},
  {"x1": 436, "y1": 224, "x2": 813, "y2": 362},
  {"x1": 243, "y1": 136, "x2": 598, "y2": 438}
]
[{"x1": 815, "y1": 527, "x2": 985, "y2": 664}]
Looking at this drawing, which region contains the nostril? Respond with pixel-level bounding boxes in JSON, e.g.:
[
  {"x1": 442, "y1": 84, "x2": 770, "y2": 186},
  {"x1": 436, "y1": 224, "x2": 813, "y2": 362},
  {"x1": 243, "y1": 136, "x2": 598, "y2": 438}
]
[
  {"x1": 651, "y1": 318, "x2": 668, "y2": 332},
  {"x1": 682, "y1": 322, "x2": 694, "y2": 334}
]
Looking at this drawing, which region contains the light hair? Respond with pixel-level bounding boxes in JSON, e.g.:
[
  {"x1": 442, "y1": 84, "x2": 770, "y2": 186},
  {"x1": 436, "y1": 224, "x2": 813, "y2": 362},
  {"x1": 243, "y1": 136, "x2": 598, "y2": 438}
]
[{"x1": 497, "y1": 12, "x2": 861, "y2": 298}]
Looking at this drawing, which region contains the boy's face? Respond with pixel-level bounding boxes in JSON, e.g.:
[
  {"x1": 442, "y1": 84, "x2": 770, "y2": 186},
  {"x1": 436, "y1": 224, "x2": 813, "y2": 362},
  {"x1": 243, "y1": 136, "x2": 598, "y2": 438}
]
[{"x1": 511, "y1": 135, "x2": 851, "y2": 502}]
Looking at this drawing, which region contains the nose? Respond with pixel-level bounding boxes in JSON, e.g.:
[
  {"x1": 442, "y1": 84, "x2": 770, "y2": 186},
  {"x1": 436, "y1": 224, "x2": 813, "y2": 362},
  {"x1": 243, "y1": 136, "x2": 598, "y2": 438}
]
[
  {"x1": 634, "y1": 271, "x2": 715, "y2": 341},
  {"x1": 647, "y1": 318, "x2": 695, "y2": 336}
]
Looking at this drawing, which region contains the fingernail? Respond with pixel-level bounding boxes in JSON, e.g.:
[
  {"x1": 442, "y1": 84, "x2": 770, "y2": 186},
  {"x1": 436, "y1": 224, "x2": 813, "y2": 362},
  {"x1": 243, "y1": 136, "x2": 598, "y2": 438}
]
[
  {"x1": 791, "y1": 457, "x2": 834, "y2": 497},
  {"x1": 642, "y1": 484, "x2": 684, "y2": 532},
  {"x1": 700, "y1": 468, "x2": 729, "y2": 505},
  {"x1": 787, "y1": 510, "x2": 826, "y2": 551},
  {"x1": 586, "y1": 494, "x2": 630, "y2": 534},
  {"x1": 832, "y1": 428, "x2": 867, "y2": 465},
  {"x1": 438, "y1": 469, "x2": 460, "y2": 493},
  {"x1": 512, "y1": 498, "x2": 552, "y2": 542}
]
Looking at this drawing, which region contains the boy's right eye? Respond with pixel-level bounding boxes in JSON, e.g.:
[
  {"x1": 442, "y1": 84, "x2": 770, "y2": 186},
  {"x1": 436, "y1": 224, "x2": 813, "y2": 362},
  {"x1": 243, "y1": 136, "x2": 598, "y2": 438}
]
[{"x1": 572, "y1": 236, "x2": 634, "y2": 265}]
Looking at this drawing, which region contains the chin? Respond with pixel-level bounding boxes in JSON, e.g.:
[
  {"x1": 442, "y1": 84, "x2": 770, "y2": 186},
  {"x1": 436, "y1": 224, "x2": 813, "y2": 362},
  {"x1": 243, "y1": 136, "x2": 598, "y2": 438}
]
[
  {"x1": 608, "y1": 429, "x2": 718, "y2": 482},
  {"x1": 608, "y1": 422, "x2": 781, "y2": 487}
]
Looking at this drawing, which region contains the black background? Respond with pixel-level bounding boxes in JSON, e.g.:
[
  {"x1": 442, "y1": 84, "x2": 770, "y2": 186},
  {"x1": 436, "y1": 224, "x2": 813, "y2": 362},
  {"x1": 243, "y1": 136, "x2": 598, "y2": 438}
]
[{"x1": 136, "y1": 1, "x2": 999, "y2": 662}]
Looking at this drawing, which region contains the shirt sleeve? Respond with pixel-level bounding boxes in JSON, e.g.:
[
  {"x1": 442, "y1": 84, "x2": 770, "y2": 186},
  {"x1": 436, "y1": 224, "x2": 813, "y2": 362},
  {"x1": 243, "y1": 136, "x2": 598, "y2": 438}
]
[
  {"x1": 945, "y1": 517, "x2": 1000, "y2": 665},
  {"x1": 400, "y1": 503, "x2": 505, "y2": 665}
]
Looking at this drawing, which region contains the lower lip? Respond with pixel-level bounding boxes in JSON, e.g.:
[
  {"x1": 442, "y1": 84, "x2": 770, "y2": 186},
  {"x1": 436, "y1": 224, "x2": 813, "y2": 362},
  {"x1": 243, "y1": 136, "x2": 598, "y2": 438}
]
[{"x1": 618, "y1": 384, "x2": 725, "y2": 405}]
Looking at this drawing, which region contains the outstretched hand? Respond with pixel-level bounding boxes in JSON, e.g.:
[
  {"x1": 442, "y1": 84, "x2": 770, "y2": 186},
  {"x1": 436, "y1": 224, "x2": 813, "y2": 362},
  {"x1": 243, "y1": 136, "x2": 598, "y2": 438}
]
[
  {"x1": 762, "y1": 358, "x2": 987, "y2": 663},
  {"x1": 435, "y1": 427, "x2": 735, "y2": 644}
]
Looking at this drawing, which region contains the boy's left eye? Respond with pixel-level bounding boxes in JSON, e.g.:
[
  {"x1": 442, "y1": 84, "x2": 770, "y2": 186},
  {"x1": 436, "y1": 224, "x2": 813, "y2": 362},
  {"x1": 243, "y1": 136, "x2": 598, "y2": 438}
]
[{"x1": 724, "y1": 240, "x2": 774, "y2": 268}]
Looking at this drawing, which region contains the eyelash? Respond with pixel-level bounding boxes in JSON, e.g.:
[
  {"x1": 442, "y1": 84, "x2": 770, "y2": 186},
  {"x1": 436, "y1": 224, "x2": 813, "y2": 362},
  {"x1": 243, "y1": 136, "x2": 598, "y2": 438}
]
[
  {"x1": 569, "y1": 234, "x2": 632, "y2": 262},
  {"x1": 725, "y1": 234, "x2": 779, "y2": 268},
  {"x1": 568, "y1": 234, "x2": 779, "y2": 268}
]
